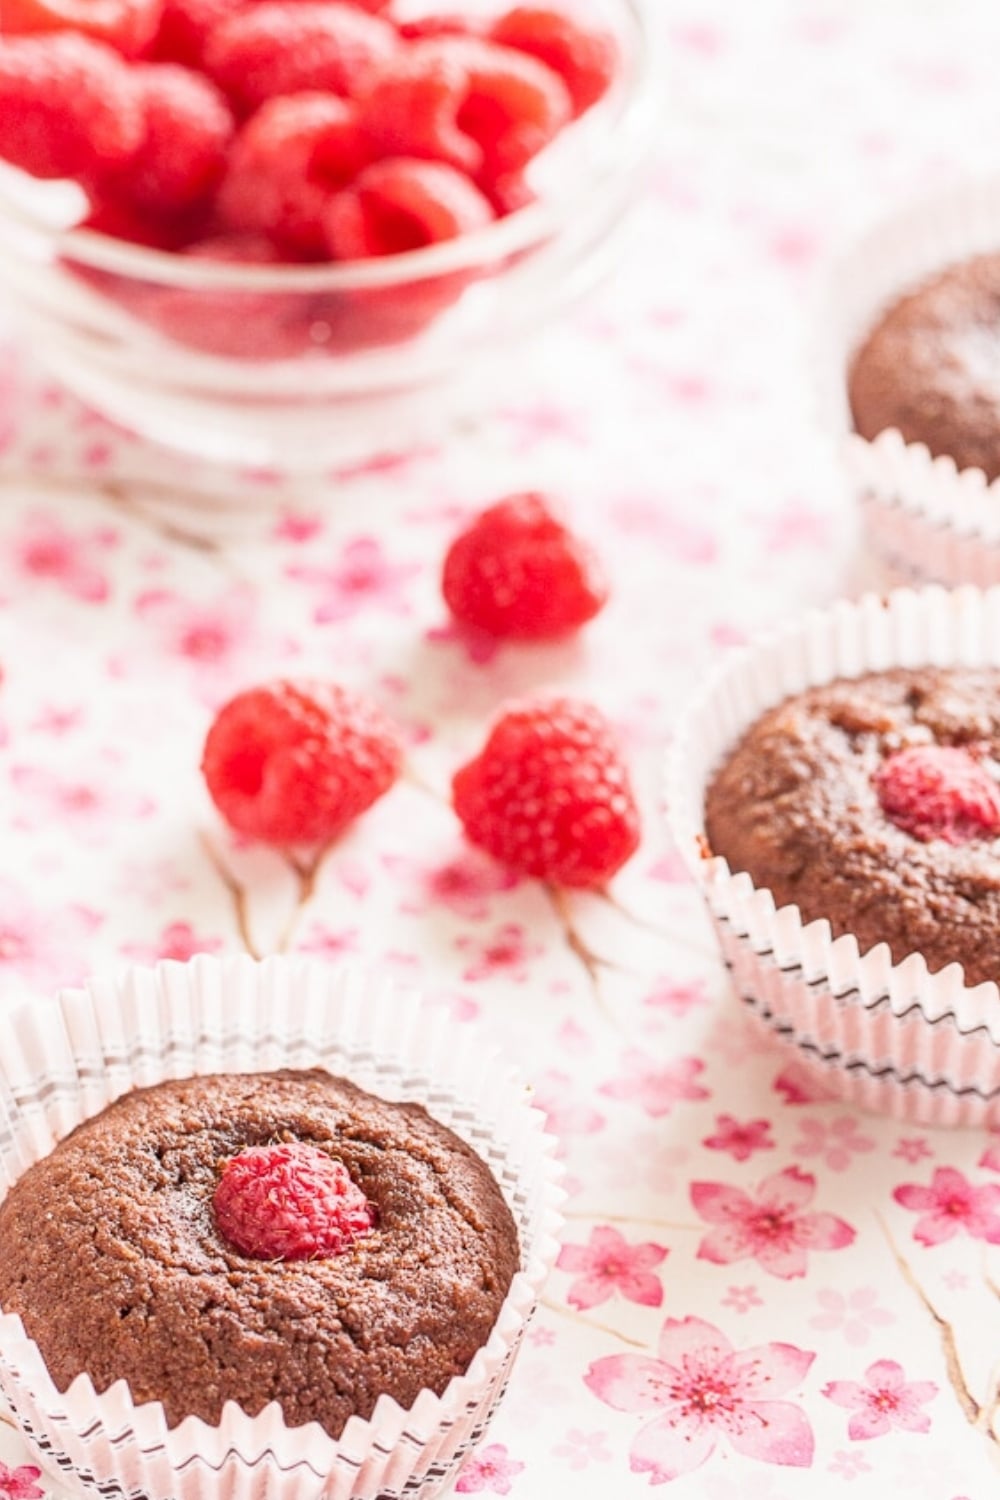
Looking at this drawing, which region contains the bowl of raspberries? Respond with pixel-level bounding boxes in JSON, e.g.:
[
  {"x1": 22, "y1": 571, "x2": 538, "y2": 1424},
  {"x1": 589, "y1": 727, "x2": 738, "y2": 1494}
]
[{"x1": 0, "y1": 0, "x2": 654, "y2": 467}]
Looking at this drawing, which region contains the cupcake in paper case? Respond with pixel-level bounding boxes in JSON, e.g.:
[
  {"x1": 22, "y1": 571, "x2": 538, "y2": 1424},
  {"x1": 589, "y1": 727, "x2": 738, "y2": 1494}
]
[
  {"x1": 0, "y1": 955, "x2": 563, "y2": 1500},
  {"x1": 666, "y1": 584, "x2": 1000, "y2": 1128},
  {"x1": 824, "y1": 174, "x2": 1000, "y2": 587}
]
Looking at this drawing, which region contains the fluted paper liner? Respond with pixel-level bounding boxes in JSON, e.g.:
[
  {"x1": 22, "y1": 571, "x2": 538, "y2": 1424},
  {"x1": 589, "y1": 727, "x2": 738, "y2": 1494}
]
[
  {"x1": 667, "y1": 585, "x2": 1000, "y2": 1127},
  {"x1": 0, "y1": 956, "x2": 564, "y2": 1500},
  {"x1": 824, "y1": 174, "x2": 1000, "y2": 586}
]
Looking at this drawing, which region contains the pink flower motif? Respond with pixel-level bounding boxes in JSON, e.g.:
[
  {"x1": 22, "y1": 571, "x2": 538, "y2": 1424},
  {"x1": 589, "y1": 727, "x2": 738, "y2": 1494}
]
[
  {"x1": 288, "y1": 538, "x2": 420, "y2": 624},
  {"x1": 0, "y1": 1464, "x2": 44, "y2": 1500},
  {"x1": 596, "y1": 1132, "x2": 689, "y2": 1195},
  {"x1": 532, "y1": 1070, "x2": 605, "y2": 1140},
  {"x1": 557, "y1": 1226, "x2": 667, "y2": 1311},
  {"x1": 552, "y1": 1428, "x2": 612, "y2": 1470},
  {"x1": 455, "y1": 1442, "x2": 524, "y2": 1495},
  {"x1": 823, "y1": 1360, "x2": 937, "y2": 1441},
  {"x1": 386, "y1": 850, "x2": 519, "y2": 920},
  {"x1": 895, "y1": 1137, "x2": 934, "y2": 1165},
  {"x1": 893, "y1": 1167, "x2": 1000, "y2": 1246},
  {"x1": 772, "y1": 1062, "x2": 836, "y2": 1105},
  {"x1": 273, "y1": 510, "x2": 323, "y2": 543},
  {"x1": 692, "y1": 1166, "x2": 856, "y2": 1279},
  {"x1": 133, "y1": 586, "x2": 275, "y2": 699},
  {"x1": 643, "y1": 978, "x2": 709, "y2": 1017},
  {"x1": 295, "y1": 925, "x2": 360, "y2": 958},
  {"x1": 809, "y1": 1288, "x2": 895, "y2": 1347},
  {"x1": 601, "y1": 1051, "x2": 710, "y2": 1118},
  {"x1": 6, "y1": 512, "x2": 111, "y2": 602},
  {"x1": 585, "y1": 1314, "x2": 815, "y2": 1482},
  {"x1": 942, "y1": 1269, "x2": 969, "y2": 1291},
  {"x1": 721, "y1": 1285, "x2": 763, "y2": 1315},
  {"x1": 979, "y1": 1140, "x2": 1000, "y2": 1173},
  {"x1": 121, "y1": 921, "x2": 222, "y2": 963},
  {"x1": 791, "y1": 1115, "x2": 875, "y2": 1172},
  {"x1": 10, "y1": 763, "x2": 154, "y2": 837},
  {"x1": 0, "y1": 878, "x2": 99, "y2": 991},
  {"x1": 703, "y1": 1114, "x2": 776, "y2": 1163},
  {"x1": 528, "y1": 1325, "x2": 555, "y2": 1348},
  {"x1": 827, "y1": 1449, "x2": 871, "y2": 1479},
  {"x1": 455, "y1": 924, "x2": 542, "y2": 983}
]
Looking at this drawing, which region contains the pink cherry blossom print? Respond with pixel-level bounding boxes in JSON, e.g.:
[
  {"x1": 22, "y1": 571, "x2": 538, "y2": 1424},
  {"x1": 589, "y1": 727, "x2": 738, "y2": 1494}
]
[
  {"x1": 809, "y1": 1288, "x2": 895, "y2": 1347},
  {"x1": 643, "y1": 977, "x2": 709, "y2": 1017},
  {"x1": 0, "y1": 878, "x2": 99, "y2": 991},
  {"x1": 455, "y1": 1443, "x2": 525, "y2": 1494},
  {"x1": 7, "y1": 512, "x2": 111, "y2": 602},
  {"x1": 456, "y1": 924, "x2": 543, "y2": 983},
  {"x1": 703, "y1": 1114, "x2": 776, "y2": 1163},
  {"x1": 692, "y1": 1166, "x2": 856, "y2": 1279},
  {"x1": 121, "y1": 921, "x2": 223, "y2": 963},
  {"x1": 133, "y1": 586, "x2": 271, "y2": 696},
  {"x1": 721, "y1": 1285, "x2": 763, "y2": 1314},
  {"x1": 386, "y1": 849, "x2": 519, "y2": 919},
  {"x1": 585, "y1": 1315, "x2": 815, "y2": 1483},
  {"x1": 823, "y1": 1360, "x2": 937, "y2": 1441},
  {"x1": 895, "y1": 1137, "x2": 934, "y2": 1165},
  {"x1": 792, "y1": 1115, "x2": 876, "y2": 1172},
  {"x1": 893, "y1": 1167, "x2": 1000, "y2": 1246},
  {"x1": 772, "y1": 1062, "x2": 836, "y2": 1105},
  {"x1": 827, "y1": 1449, "x2": 872, "y2": 1479},
  {"x1": 601, "y1": 1051, "x2": 710, "y2": 1118},
  {"x1": 557, "y1": 1226, "x2": 667, "y2": 1311},
  {"x1": 287, "y1": 538, "x2": 420, "y2": 624},
  {"x1": 979, "y1": 1140, "x2": 1000, "y2": 1173},
  {"x1": 0, "y1": 1464, "x2": 44, "y2": 1500},
  {"x1": 532, "y1": 1070, "x2": 605, "y2": 1140},
  {"x1": 10, "y1": 763, "x2": 154, "y2": 837},
  {"x1": 552, "y1": 1429, "x2": 612, "y2": 1470}
]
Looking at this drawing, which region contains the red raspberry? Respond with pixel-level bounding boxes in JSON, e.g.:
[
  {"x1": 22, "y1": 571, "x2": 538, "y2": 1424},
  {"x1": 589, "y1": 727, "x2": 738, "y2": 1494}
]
[
  {"x1": 489, "y1": 7, "x2": 618, "y2": 116},
  {"x1": 202, "y1": 680, "x2": 404, "y2": 845},
  {"x1": 356, "y1": 50, "x2": 478, "y2": 173},
  {"x1": 218, "y1": 92, "x2": 367, "y2": 258},
  {"x1": 415, "y1": 36, "x2": 572, "y2": 177},
  {"x1": 442, "y1": 492, "x2": 608, "y2": 640},
  {"x1": 452, "y1": 697, "x2": 640, "y2": 887},
  {"x1": 103, "y1": 64, "x2": 234, "y2": 216},
  {"x1": 396, "y1": 10, "x2": 483, "y2": 40},
  {"x1": 2, "y1": 0, "x2": 164, "y2": 57},
  {"x1": 324, "y1": 156, "x2": 493, "y2": 257},
  {"x1": 874, "y1": 744, "x2": 1000, "y2": 845},
  {"x1": 151, "y1": 0, "x2": 235, "y2": 65},
  {"x1": 213, "y1": 1142, "x2": 376, "y2": 1260},
  {"x1": 0, "y1": 35, "x2": 143, "y2": 182},
  {"x1": 203, "y1": 2, "x2": 398, "y2": 115}
]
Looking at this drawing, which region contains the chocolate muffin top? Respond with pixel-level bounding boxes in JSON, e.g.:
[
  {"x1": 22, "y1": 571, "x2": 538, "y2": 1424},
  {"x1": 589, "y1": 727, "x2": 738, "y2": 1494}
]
[
  {"x1": 704, "y1": 666, "x2": 1000, "y2": 986},
  {"x1": 0, "y1": 1070, "x2": 520, "y2": 1436},
  {"x1": 848, "y1": 251, "x2": 1000, "y2": 481}
]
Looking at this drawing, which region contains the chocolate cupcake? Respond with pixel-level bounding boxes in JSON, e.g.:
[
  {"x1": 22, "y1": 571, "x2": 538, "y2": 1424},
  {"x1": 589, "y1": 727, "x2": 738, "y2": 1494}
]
[
  {"x1": 668, "y1": 585, "x2": 1000, "y2": 1127},
  {"x1": 0, "y1": 957, "x2": 563, "y2": 1500},
  {"x1": 0, "y1": 1069, "x2": 520, "y2": 1438}
]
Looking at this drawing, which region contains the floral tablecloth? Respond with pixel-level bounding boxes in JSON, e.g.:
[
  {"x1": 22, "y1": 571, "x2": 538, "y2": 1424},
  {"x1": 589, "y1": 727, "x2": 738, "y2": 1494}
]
[{"x1": 2, "y1": 1, "x2": 1000, "y2": 1496}]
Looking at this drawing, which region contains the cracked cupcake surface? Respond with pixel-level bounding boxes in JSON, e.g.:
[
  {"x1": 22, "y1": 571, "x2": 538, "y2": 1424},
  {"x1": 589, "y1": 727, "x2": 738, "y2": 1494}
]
[
  {"x1": 0, "y1": 1070, "x2": 520, "y2": 1435},
  {"x1": 704, "y1": 667, "x2": 1000, "y2": 987}
]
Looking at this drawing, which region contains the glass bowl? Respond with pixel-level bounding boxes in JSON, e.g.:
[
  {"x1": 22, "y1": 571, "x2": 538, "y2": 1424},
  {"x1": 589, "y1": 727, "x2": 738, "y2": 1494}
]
[{"x1": 0, "y1": 0, "x2": 657, "y2": 471}]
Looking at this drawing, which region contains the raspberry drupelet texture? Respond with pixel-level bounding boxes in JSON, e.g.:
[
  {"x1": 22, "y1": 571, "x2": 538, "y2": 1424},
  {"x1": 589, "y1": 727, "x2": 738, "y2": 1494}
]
[
  {"x1": 874, "y1": 744, "x2": 1000, "y2": 845},
  {"x1": 441, "y1": 491, "x2": 608, "y2": 639},
  {"x1": 489, "y1": 6, "x2": 619, "y2": 116},
  {"x1": 324, "y1": 156, "x2": 494, "y2": 257},
  {"x1": 213, "y1": 1142, "x2": 376, "y2": 1260},
  {"x1": 109, "y1": 63, "x2": 234, "y2": 216},
  {"x1": 201, "y1": 680, "x2": 403, "y2": 845},
  {"x1": 452, "y1": 696, "x2": 640, "y2": 887}
]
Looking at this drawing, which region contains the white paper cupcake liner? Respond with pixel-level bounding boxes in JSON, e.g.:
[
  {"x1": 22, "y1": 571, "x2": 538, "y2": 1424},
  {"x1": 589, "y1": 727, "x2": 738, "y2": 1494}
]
[
  {"x1": 822, "y1": 173, "x2": 1000, "y2": 586},
  {"x1": 667, "y1": 584, "x2": 1000, "y2": 1128},
  {"x1": 0, "y1": 956, "x2": 564, "y2": 1500}
]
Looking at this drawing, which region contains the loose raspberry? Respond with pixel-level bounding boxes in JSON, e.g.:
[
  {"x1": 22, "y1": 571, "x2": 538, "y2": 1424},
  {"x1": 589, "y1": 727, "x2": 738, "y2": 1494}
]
[
  {"x1": 214, "y1": 1142, "x2": 376, "y2": 1260},
  {"x1": 0, "y1": 35, "x2": 143, "y2": 182},
  {"x1": 452, "y1": 697, "x2": 640, "y2": 887},
  {"x1": 415, "y1": 36, "x2": 572, "y2": 177},
  {"x1": 2, "y1": 0, "x2": 164, "y2": 58},
  {"x1": 202, "y1": 680, "x2": 404, "y2": 845},
  {"x1": 325, "y1": 156, "x2": 493, "y2": 258},
  {"x1": 442, "y1": 492, "x2": 608, "y2": 640},
  {"x1": 874, "y1": 744, "x2": 1000, "y2": 845},
  {"x1": 489, "y1": 7, "x2": 618, "y2": 116},
  {"x1": 202, "y1": 2, "x2": 398, "y2": 115},
  {"x1": 218, "y1": 92, "x2": 367, "y2": 258},
  {"x1": 103, "y1": 64, "x2": 234, "y2": 216}
]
